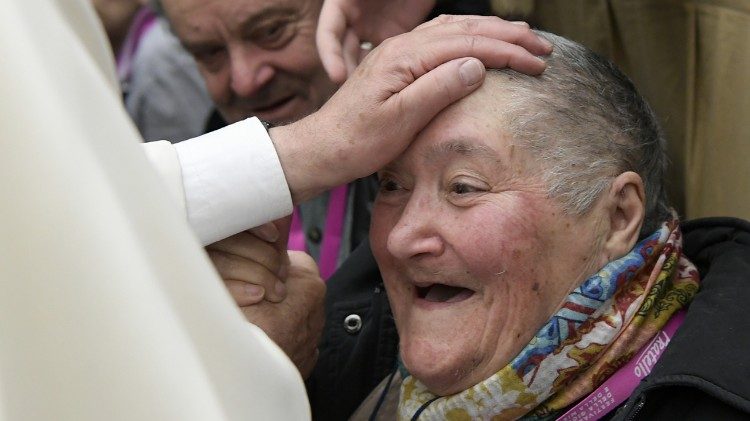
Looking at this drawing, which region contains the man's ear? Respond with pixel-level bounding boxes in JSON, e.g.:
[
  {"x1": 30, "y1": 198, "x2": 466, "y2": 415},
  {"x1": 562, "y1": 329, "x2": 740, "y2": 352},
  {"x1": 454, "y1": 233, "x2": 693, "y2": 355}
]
[{"x1": 601, "y1": 171, "x2": 645, "y2": 261}]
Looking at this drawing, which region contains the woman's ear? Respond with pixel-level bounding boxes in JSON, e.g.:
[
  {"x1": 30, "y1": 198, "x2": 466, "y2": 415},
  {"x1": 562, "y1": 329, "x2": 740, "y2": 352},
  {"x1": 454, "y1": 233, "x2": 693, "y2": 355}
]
[{"x1": 601, "y1": 172, "x2": 645, "y2": 261}]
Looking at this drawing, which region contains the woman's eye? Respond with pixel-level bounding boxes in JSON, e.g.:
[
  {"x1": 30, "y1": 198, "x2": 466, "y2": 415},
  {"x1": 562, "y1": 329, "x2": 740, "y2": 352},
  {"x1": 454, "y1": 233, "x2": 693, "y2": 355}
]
[
  {"x1": 379, "y1": 179, "x2": 402, "y2": 192},
  {"x1": 450, "y1": 182, "x2": 481, "y2": 195}
]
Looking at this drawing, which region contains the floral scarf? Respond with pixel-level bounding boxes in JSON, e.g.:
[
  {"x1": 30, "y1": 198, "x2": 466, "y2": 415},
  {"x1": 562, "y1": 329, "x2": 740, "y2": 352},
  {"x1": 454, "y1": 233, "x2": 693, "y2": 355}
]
[{"x1": 398, "y1": 218, "x2": 700, "y2": 420}]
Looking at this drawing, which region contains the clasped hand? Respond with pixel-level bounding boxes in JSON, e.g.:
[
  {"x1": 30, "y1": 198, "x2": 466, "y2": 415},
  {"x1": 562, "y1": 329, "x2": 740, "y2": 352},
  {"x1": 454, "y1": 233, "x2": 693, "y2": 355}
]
[{"x1": 206, "y1": 219, "x2": 325, "y2": 379}]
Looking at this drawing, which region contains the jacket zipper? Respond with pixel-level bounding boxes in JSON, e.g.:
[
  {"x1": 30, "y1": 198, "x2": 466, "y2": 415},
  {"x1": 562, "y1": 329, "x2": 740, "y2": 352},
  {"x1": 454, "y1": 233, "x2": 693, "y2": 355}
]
[{"x1": 625, "y1": 396, "x2": 646, "y2": 421}]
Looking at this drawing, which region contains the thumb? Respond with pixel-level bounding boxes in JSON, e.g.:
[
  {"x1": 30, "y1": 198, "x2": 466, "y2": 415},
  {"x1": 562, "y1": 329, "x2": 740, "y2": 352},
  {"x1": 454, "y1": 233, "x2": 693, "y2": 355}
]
[
  {"x1": 287, "y1": 250, "x2": 321, "y2": 277},
  {"x1": 395, "y1": 58, "x2": 485, "y2": 134}
]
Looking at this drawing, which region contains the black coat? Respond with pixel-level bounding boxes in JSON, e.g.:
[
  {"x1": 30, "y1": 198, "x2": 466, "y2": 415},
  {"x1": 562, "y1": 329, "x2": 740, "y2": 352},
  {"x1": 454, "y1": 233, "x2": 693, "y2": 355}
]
[{"x1": 307, "y1": 218, "x2": 750, "y2": 420}]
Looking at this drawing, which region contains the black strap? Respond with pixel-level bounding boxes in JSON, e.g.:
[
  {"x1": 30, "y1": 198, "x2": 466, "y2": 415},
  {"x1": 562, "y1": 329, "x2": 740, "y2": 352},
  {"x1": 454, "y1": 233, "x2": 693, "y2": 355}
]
[
  {"x1": 411, "y1": 396, "x2": 441, "y2": 421},
  {"x1": 368, "y1": 369, "x2": 398, "y2": 421}
]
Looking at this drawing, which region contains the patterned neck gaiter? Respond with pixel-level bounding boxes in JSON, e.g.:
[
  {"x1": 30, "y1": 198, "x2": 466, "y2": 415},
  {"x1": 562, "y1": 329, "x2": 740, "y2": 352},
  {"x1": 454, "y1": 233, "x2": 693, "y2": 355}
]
[{"x1": 399, "y1": 218, "x2": 700, "y2": 420}]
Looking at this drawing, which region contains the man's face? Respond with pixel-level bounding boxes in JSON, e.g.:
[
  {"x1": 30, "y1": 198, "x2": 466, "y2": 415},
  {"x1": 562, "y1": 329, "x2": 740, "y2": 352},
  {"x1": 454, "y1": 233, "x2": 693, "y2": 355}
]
[
  {"x1": 370, "y1": 79, "x2": 609, "y2": 395},
  {"x1": 163, "y1": 0, "x2": 336, "y2": 125}
]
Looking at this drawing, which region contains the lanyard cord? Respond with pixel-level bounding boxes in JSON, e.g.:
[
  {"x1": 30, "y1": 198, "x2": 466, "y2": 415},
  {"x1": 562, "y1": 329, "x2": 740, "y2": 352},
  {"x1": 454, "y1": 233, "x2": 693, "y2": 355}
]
[
  {"x1": 411, "y1": 396, "x2": 440, "y2": 421},
  {"x1": 288, "y1": 185, "x2": 348, "y2": 279},
  {"x1": 368, "y1": 369, "x2": 398, "y2": 421}
]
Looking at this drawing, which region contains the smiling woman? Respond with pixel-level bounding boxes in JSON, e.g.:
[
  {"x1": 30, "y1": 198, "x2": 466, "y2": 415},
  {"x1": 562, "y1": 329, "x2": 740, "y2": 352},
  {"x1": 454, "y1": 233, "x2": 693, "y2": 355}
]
[{"x1": 306, "y1": 31, "x2": 750, "y2": 421}]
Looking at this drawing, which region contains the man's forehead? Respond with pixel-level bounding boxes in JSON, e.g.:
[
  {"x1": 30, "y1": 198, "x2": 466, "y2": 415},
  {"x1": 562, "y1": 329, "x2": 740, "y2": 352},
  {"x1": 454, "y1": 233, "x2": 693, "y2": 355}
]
[{"x1": 163, "y1": 0, "x2": 313, "y2": 28}]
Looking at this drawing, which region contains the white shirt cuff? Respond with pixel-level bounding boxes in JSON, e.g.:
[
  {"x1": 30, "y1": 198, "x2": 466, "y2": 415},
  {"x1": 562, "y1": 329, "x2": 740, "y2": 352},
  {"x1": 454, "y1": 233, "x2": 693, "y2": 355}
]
[{"x1": 175, "y1": 117, "x2": 293, "y2": 245}]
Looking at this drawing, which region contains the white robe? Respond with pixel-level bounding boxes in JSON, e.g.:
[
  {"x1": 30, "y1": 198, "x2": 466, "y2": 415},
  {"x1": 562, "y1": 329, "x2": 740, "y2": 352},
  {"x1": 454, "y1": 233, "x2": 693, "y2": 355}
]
[{"x1": 0, "y1": 1, "x2": 309, "y2": 419}]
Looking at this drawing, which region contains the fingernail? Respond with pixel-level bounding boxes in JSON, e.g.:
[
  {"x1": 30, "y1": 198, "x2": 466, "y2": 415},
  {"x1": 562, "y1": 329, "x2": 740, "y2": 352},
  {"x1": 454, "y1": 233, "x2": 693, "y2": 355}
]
[
  {"x1": 511, "y1": 21, "x2": 530, "y2": 27},
  {"x1": 535, "y1": 56, "x2": 547, "y2": 67},
  {"x1": 459, "y1": 59, "x2": 484, "y2": 86},
  {"x1": 254, "y1": 223, "x2": 279, "y2": 242},
  {"x1": 245, "y1": 284, "x2": 265, "y2": 299},
  {"x1": 274, "y1": 280, "x2": 287, "y2": 298},
  {"x1": 538, "y1": 36, "x2": 553, "y2": 50}
]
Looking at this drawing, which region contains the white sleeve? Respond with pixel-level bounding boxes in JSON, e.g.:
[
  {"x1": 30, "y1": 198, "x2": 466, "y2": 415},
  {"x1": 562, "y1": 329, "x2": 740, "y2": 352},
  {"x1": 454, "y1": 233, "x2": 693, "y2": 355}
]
[
  {"x1": 174, "y1": 117, "x2": 293, "y2": 245},
  {"x1": 142, "y1": 140, "x2": 187, "y2": 215}
]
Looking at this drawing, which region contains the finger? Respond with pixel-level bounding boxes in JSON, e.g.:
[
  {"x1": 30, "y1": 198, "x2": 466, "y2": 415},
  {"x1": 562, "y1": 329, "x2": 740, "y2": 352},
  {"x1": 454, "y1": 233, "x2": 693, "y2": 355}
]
[
  {"x1": 224, "y1": 279, "x2": 265, "y2": 306},
  {"x1": 415, "y1": 14, "x2": 509, "y2": 30},
  {"x1": 271, "y1": 216, "x2": 292, "y2": 280},
  {"x1": 413, "y1": 13, "x2": 456, "y2": 30},
  {"x1": 208, "y1": 250, "x2": 288, "y2": 303},
  {"x1": 316, "y1": 0, "x2": 349, "y2": 84},
  {"x1": 278, "y1": 250, "x2": 291, "y2": 280},
  {"x1": 413, "y1": 15, "x2": 552, "y2": 57},
  {"x1": 510, "y1": 21, "x2": 531, "y2": 27},
  {"x1": 287, "y1": 250, "x2": 321, "y2": 278},
  {"x1": 297, "y1": 348, "x2": 320, "y2": 379},
  {"x1": 378, "y1": 32, "x2": 546, "y2": 78},
  {"x1": 342, "y1": 29, "x2": 360, "y2": 79},
  {"x1": 357, "y1": 45, "x2": 371, "y2": 67},
  {"x1": 249, "y1": 222, "x2": 279, "y2": 242},
  {"x1": 272, "y1": 215, "x2": 292, "y2": 253},
  {"x1": 208, "y1": 231, "x2": 283, "y2": 276},
  {"x1": 391, "y1": 57, "x2": 486, "y2": 136}
]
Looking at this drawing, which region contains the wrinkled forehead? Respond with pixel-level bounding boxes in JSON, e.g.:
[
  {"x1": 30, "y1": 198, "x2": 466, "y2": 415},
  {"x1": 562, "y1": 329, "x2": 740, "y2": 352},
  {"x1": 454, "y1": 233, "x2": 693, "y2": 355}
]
[
  {"x1": 424, "y1": 71, "x2": 520, "y2": 133},
  {"x1": 162, "y1": 0, "x2": 320, "y2": 29},
  {"x1": 386, "y1": 76, "x2": 527, "y2": 170},
  {"x1": 417, "y1": 74, "x2": 521, "y2": 146}
]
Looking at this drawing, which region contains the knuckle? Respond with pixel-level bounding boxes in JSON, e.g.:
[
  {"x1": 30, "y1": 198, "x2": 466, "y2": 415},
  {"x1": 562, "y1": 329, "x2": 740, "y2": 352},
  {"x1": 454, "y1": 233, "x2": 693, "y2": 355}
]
[
  {"x1": 436, "y1": 14, "x2": 452, "y2": 24},
  {"x1": 463, "y1": 34, "x2": 479, "y2": 54},
  {"x1": 221, "y1": 256, "x2": 241, "y2": 278},
  {"x1": 208, "y1": 251, "x2": 232, "y2": 273},
  {"x1": 256, "y1": 250, "x2": 282, "y2": 273},
  {"x1": 378, "y1": 36, "x2": 398, "y2": 53},
  {"x1": 254, "y1": 269, "x2": 277, "y2": 289},
  {"x1": 459, "y1": 18, "x2": 481, "y2": 35}
]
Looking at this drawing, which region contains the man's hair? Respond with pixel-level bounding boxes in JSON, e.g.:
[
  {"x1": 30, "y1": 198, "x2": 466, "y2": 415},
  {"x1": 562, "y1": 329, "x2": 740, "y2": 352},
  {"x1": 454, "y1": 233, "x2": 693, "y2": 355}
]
[{"x1": 493, "y1": 31, "x2": 670, "y2": 236}]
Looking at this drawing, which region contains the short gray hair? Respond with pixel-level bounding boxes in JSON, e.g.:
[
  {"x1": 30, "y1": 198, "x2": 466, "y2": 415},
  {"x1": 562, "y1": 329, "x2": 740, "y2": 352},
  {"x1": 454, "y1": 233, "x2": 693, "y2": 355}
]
[{"x1": 492, "y1": 31, "x2": 670, "y2": 236}]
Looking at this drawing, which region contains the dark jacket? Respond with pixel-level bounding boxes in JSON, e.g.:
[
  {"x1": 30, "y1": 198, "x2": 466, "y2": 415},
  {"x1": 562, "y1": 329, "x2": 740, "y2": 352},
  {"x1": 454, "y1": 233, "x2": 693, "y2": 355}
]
[
  {"x1": 610, "y1": 218, "x2": 750, "y2": 420},
  {"x1": 307, "y1": 218, "x2": 750, "y2": 420},
  {"x1": 307, "y1": 240, "x2": 398, "y2": 421}
]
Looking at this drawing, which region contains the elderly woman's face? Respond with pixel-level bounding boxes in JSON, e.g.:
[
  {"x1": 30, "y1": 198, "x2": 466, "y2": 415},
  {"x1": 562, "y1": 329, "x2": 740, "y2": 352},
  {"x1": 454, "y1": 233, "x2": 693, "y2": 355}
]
[{"x1": 370, "y1": 84, "x2": 609, "y2": 395}]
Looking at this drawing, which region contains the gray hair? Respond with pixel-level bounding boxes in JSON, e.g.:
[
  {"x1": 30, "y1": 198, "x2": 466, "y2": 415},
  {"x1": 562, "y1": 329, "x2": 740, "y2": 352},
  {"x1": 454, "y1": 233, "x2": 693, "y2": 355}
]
[{"x1": 492, "y1": 31, "x2": 670, "y2": 236}]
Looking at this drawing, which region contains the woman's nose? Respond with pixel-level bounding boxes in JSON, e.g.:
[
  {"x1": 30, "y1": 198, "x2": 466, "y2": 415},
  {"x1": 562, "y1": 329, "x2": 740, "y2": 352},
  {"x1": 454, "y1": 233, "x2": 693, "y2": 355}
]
[{"x1": 386, "y1": 198, "x2": 444, "y2": 260}]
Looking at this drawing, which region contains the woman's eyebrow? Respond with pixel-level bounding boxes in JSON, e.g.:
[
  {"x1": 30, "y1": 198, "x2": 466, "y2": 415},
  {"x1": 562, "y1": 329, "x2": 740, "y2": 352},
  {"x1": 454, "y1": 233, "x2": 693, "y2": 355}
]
[{"x1": 423, "y1": 139, "x2": 501, "y2": 164}]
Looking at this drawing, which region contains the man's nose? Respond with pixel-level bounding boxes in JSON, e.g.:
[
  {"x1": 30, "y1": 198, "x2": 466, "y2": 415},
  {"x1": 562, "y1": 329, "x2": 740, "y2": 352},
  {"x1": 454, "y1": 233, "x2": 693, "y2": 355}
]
[
  {"x1": 228, "y1": 48, "x2": 275, "y2": 99},
  {"x1": 386, "y1": 197, "x2": 444, "y2": 260}
]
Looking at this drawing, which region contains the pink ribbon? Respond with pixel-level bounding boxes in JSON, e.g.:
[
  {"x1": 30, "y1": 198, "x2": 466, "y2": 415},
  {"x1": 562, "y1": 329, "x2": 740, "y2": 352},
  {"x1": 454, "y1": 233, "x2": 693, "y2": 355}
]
[
  {"x1": 288, "y1": 185, "x2": 348, "y2": 280},
  {"x1": 116, "y1": 7, "x2": 157, "y2": 82},
  {"x1": 556, "y1": 310, "x2": 686, "y2": 421}
]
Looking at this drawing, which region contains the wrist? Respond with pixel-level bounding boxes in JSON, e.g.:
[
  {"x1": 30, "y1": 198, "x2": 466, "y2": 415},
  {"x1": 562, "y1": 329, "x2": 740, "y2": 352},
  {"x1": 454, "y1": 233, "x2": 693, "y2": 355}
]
[{"x1": 268, "y1": 118, "x2": 338, "y2": 204}]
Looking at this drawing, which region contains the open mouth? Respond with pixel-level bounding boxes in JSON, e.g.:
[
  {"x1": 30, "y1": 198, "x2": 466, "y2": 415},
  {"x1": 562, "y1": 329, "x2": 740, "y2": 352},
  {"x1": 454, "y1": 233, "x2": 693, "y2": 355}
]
[
  {"x1": 416, "y1": 284, "x2": 475, "y2": 303},
  {"x1": 253, "y1": 95, "x2": 295, "y2": 113}
]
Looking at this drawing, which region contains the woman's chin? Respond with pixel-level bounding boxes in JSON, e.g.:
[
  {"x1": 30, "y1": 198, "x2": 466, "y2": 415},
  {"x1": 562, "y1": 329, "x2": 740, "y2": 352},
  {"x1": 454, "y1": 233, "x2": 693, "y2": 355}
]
[{"x1": 400, "y1": 342, "x2": 479, "y2": 396}]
